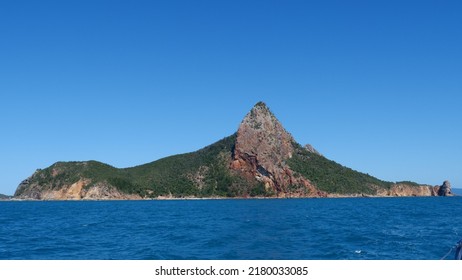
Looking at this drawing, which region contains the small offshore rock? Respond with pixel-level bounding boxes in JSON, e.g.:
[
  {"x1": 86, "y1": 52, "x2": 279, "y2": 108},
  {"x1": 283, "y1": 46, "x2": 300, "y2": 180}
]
[{"x1": 438, "y1": 180, "x2": 452, "y2": 196}]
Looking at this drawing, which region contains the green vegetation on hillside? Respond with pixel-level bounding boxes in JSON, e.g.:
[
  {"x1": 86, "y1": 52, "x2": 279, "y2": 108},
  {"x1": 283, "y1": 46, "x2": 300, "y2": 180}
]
[
  {"x1": 395, "y1": 181, "x2": 421, "y2": 186},
  {"x1": 19, "y1": 134, "x2": 264, "y2": 198},
  {"x1": 124, "y1": 133, "x2": 266, "y2": 197},
  {"x1": 288, "y1": 143, "x2": 392, "y2": 194},
  {"x1": 17, "y1": 136, "x2": 399, "y2": 198},
  {"x1": 14, "y1": 161, "x2": 130, "y2": 196}
]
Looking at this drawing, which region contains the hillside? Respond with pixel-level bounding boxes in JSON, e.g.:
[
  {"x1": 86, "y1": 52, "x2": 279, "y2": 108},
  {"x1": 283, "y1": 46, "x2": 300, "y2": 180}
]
[
  {"x1": 14, "y1": 102, "x2": 449, "y2": 200},
  {"x1": 14, "y1": 134, "x2": 264, "y2": 199}
]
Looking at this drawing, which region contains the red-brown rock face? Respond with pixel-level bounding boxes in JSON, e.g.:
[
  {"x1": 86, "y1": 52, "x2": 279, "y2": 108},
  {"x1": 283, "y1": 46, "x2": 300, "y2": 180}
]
[{"x1": 231, "y1": 102, "x2": 319, "y2": 197}]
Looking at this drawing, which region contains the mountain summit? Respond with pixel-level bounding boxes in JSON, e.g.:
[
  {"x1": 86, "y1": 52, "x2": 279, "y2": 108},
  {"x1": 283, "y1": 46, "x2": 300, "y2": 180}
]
[
  {"x1": 232, "y1": 102, "x2": 319, "y2": 196},
  {"x1": 14, "y1": 102, "x2": 450, "y2": 200}
]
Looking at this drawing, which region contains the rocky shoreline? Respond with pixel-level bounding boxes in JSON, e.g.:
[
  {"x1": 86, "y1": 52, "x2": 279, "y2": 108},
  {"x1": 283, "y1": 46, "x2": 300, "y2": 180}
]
[{"x1": 5, "y1": 181, "x2": 456, "y2": 201}]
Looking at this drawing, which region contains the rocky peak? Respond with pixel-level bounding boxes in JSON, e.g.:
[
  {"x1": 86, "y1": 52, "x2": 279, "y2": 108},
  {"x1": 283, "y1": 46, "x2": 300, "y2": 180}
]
[
  {"x1": 235, "y1": 101, "x2": 295, "y2": 160},
  {"x1": 231, "y1": 102, "x2": 318, "y2": 196},
  {"x1": 438, "y1": 180, "x2": 452, "y2": 196}
]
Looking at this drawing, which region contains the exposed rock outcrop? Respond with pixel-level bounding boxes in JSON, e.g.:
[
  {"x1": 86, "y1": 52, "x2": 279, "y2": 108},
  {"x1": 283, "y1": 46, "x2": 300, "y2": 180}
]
[
  {"x1": 370, "y1": 181, "x2": 454, "y2": 197},
  {"x1": 304, "y1": 144, "x2": 322, "y2": 156},
  {"x1": 231, "y1": 102, "x2": 321, "y2": 197},
  {"x1": 437, "y1": 180, "x2": 452, "y2": 196},
  {"x1": 15, "y1": 175, "x2": 141, "y2": 200},
  {"x1": 387, "y1": 184, "x2": 436, "y2": 197}
]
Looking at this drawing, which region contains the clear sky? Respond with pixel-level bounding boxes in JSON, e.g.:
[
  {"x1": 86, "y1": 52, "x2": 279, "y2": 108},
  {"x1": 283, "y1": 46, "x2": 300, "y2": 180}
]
[{"x1": 1, "y1": 0, "x2": 461, "y2": 195}]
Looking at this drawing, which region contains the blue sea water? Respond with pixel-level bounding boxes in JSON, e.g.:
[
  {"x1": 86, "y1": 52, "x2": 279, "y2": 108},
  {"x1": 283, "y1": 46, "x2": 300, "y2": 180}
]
[{"x1": 1, "y1": 197, "x2": 461, "y2": 260}]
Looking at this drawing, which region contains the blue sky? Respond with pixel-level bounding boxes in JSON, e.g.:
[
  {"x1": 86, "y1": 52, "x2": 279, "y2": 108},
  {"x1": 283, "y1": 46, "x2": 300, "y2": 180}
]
[{"x1": 1, "y1": 0, "x2": 461, "y2": 195}]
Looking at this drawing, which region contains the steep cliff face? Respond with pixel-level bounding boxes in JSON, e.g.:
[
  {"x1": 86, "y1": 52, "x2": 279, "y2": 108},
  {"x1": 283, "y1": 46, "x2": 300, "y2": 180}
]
[
  {"x1": 370, "y1": 181, "x2": 452, "y2": 197},
  {"x1": 230, "y1": 102, "x2": 321, "y2": 197},
  {"x1": 438, "y1": 180, "x2": 452, "y2": 196},
  {"x1": 381, "y1": 184, "x2": 436, "y2": 197}
]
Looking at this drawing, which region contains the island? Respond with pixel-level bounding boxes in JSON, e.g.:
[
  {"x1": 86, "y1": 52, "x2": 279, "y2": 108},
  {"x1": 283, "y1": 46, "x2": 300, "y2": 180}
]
[{"x1": 14, "y1": 102, "x2": 452, "y2": 200}]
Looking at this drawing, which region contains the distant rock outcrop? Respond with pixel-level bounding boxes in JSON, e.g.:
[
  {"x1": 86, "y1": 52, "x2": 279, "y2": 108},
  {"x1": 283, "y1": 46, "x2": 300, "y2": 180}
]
[
  {"x1": 437, "y1": 180, "x2": 452, "y2": 196},
  {"x1": 385, "y1": 184, "x2": 437, "y2": 197}
]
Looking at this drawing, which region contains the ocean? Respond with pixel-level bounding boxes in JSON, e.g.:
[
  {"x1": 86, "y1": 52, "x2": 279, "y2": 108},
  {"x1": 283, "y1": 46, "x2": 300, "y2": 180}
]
[{"x1": 1, "y1": 197, "x2": 461, "y2": 260}]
